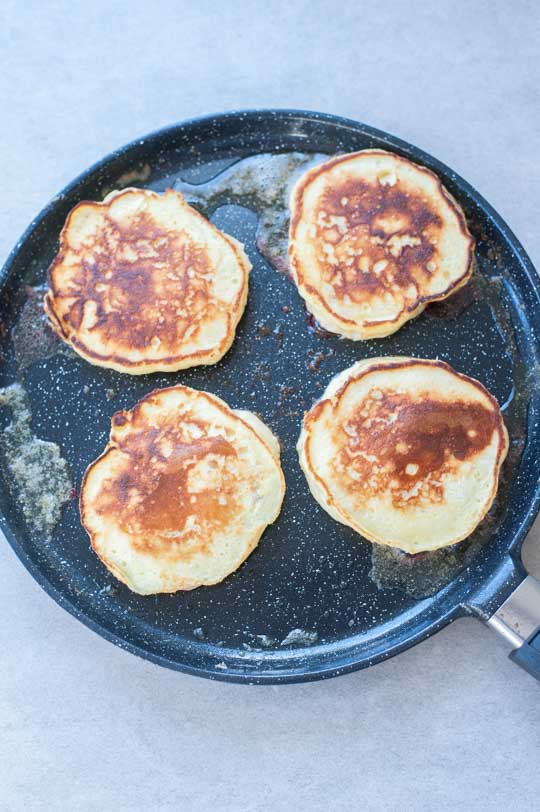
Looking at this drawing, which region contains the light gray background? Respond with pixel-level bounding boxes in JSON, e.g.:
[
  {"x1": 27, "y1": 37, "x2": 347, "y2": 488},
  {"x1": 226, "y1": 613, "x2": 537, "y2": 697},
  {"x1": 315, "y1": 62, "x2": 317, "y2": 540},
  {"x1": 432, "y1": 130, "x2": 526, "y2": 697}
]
[{"x1": 1, "y1": 2, "x2": 539, "y2": 810}]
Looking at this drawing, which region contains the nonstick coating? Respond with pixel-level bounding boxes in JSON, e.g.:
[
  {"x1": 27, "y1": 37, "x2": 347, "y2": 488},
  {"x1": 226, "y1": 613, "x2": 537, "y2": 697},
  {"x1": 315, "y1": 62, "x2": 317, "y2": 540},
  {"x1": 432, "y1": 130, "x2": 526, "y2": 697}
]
[{"x1": 1, "y1": 110, "x2": 539, "y2": 683}]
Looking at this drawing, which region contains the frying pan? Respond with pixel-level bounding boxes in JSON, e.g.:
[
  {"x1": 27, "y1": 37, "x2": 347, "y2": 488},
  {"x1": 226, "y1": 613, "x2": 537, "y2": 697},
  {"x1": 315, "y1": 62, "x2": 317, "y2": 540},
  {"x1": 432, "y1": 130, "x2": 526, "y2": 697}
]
[{"x1": 1, "y1": 110, "x2": 539, "y2": 683}]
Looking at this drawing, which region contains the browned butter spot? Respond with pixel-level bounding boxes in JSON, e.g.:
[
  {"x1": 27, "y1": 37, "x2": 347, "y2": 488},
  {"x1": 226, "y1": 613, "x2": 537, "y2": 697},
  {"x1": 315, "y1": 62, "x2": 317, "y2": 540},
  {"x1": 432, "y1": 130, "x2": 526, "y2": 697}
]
[
  {"x1": 315, "y1": 177, "x2": 443, "y2": 306},
  {"x1": 336, "y1": 391, "x2": 498, "y2": 508},
  {"x1": 98, "y1": 431, "x2": 239, "y2": 560},
  {"x1": 51, "y1": 205, "x2": 217, "y2": 355}
]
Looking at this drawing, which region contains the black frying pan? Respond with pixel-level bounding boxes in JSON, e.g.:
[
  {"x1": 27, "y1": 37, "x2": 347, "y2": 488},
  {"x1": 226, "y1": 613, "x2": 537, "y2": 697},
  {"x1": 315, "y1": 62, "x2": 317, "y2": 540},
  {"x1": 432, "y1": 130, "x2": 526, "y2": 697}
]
[{"x1": 1, "y1": 110, "x2": 539, "y2": 683}]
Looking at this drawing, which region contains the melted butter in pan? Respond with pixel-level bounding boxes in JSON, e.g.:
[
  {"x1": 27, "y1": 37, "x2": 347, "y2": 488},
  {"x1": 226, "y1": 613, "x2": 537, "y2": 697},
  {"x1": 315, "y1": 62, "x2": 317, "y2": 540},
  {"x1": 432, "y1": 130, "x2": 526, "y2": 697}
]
[
  {"x1": 0, "y1": 383, "x2": 72, "y2": 537},
  {"x1": 175, "y1": 152, "x2": 328, "y2": 273}
]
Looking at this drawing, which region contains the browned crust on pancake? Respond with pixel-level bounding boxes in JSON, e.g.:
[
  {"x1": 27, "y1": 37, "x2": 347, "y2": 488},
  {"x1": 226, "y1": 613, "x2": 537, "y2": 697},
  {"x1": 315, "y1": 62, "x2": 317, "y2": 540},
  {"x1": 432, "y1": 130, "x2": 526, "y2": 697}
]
[
  {"x1": 45, "y1": 188, "x2": 250, "y2": 371},
  {"x1": 80, "y1": 385, "x2": 284, "y2": 588},
  {"x1": 301, "y1": 359, "x2": 508, "y2": 544},
  {"x1": 289, "y1": 150, "x2": 475, "y2": 333}
]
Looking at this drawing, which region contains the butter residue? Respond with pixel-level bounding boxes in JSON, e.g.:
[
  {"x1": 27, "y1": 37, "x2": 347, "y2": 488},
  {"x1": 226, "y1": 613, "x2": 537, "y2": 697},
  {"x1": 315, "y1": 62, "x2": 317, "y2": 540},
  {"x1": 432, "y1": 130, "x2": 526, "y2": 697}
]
[
  {"x1": 176, "y1": 152, "x2": 328, "y2": 273},
  {"x1": 0, "y1": 384, "x2": 72, "y2": 537}
]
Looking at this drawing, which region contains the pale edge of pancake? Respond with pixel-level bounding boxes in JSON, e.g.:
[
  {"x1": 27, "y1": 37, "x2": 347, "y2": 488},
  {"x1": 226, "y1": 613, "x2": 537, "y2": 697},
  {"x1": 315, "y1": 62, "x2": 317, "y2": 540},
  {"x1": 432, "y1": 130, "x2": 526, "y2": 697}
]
[
  {"x1": 297, "y1": 357, "x2": 509, "y2": 553},
  {"x1": 80, "y1": 387, "x2": 285, "y2": 594},
  {"x1": 288, "y1": 150, "x2": 475, "y2": 340},
  {"x1": 44, "y1": 187, "x2": 251, "y2": 374}
]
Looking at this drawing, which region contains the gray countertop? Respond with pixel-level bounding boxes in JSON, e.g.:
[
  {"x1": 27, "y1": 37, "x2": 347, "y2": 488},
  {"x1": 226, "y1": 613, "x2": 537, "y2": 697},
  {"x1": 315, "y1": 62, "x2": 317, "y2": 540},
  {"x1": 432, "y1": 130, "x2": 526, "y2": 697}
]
[{"x1": 1, "y1": 2, "x2": 539, "y2": 810}]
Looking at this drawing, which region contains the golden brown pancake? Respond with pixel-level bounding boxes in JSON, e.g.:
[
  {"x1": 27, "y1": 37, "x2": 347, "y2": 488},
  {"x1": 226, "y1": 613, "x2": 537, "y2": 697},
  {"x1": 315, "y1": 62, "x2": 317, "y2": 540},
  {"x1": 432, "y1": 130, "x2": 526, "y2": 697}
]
[
  {"x1": 45, "y1": 188, "x2": 251, "y2": 373},
  {"x1": 80, "y1": 385, "x2": 285, "y2": 595},
  {"x1": 289, "y1": 150, "x2": 474, "y2": 339},
  {"x1": 298, "y1": 357, "x2": 508, "y2": 552}
]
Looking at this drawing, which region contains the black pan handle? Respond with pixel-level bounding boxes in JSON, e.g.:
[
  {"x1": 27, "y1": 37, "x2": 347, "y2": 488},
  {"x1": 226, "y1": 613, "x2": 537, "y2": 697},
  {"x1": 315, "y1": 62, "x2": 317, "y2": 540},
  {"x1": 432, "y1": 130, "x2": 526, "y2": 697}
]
[{"x1": 487, "y1": 575, "x2": 540, "y2": 682}]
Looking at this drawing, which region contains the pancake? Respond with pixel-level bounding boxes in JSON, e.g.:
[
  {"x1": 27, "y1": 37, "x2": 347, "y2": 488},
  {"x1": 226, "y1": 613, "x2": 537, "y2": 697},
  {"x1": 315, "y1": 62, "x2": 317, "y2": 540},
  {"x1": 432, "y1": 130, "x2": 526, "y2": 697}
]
[
  {"x1": 289, "y1": 150, "x2": 474, "y2": 339},
  {"x1": 80, "y1": 385, "x2": 285, "y2": 594},
  {"x1": 298, "y1": 357, "x2": 508, "y2": 553},
  {"x1": 45, "y1": 188, "x2": 251, "y2": 373}
]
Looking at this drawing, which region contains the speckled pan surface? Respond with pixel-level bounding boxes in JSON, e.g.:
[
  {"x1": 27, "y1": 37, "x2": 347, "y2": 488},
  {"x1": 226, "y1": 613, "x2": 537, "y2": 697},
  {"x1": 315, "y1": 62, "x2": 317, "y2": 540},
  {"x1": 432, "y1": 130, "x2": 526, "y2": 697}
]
[{"x1": 0, "y1": 110, "x2": 539, "y2": 683}]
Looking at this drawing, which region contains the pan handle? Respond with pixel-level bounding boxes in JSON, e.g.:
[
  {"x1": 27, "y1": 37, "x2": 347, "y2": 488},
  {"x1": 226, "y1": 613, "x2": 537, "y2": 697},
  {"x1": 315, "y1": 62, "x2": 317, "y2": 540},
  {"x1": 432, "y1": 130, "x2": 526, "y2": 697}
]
[{"x1": 486, "y1": 575, "x2": 540, "y2": 682}]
